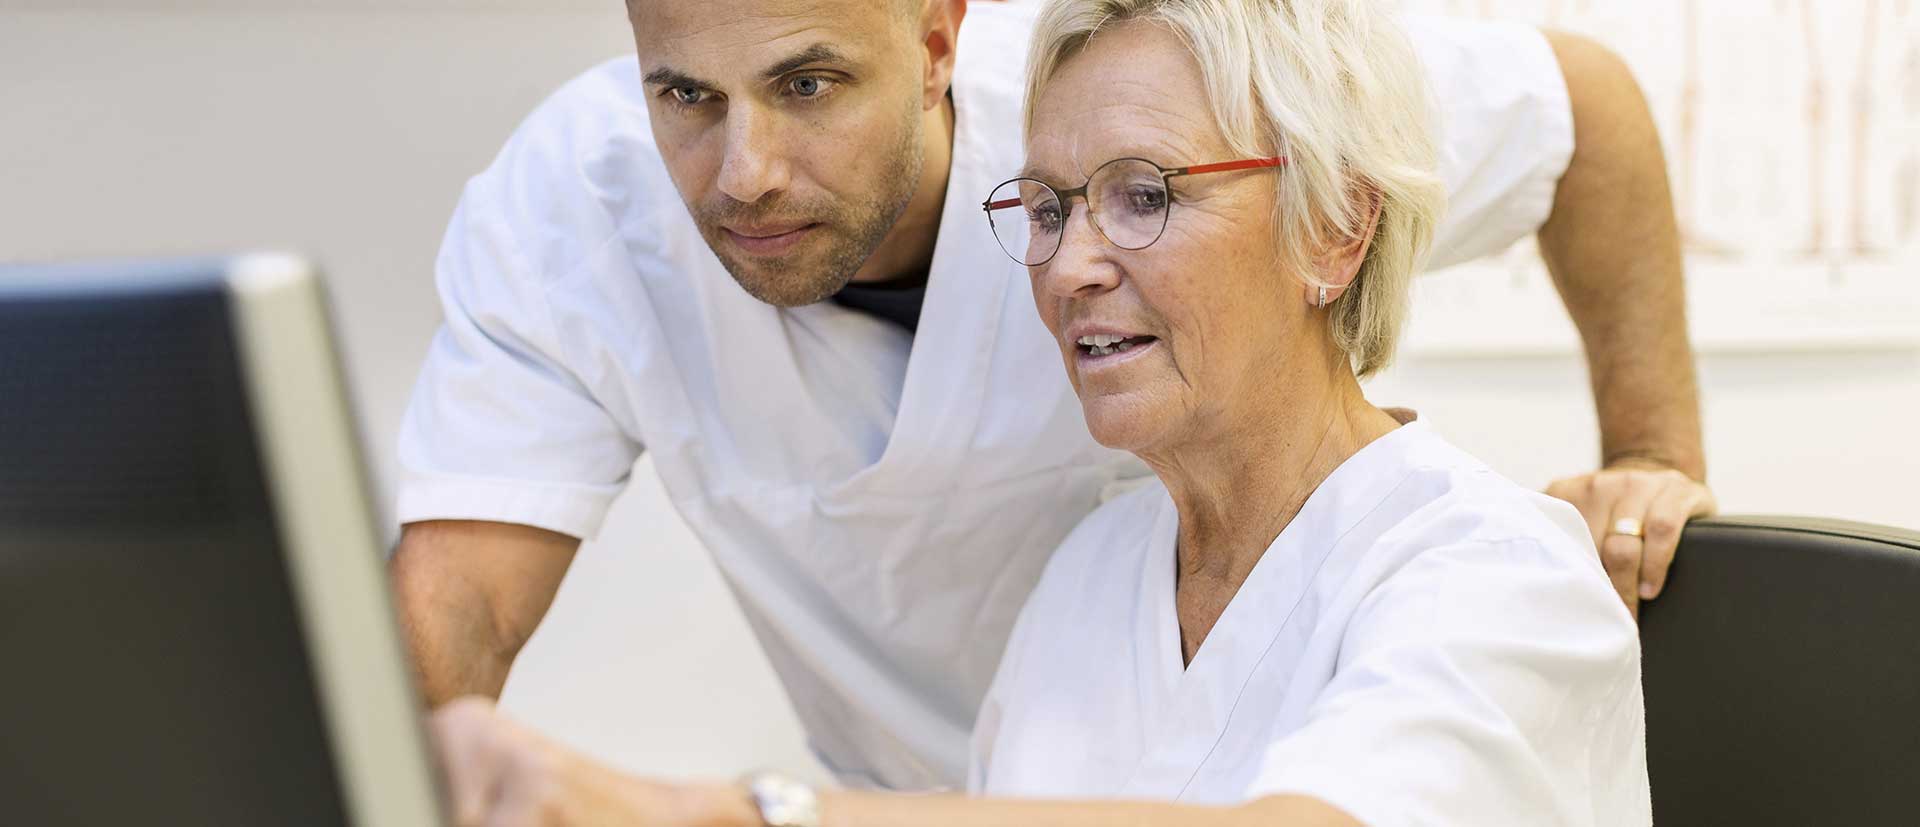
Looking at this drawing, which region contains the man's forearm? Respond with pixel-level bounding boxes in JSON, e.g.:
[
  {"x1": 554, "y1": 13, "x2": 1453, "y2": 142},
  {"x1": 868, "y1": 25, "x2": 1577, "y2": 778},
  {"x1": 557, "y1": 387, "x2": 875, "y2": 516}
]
[{"x1": 1537, "y1": 30, "x2": 1705, "y2": 480}]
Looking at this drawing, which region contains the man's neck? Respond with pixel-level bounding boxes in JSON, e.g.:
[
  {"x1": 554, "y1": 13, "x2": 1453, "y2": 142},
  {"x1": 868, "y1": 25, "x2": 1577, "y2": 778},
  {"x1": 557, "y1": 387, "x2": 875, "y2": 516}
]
[{"x1": 849, "y1": 94, "x2": 956, "y2": 286}]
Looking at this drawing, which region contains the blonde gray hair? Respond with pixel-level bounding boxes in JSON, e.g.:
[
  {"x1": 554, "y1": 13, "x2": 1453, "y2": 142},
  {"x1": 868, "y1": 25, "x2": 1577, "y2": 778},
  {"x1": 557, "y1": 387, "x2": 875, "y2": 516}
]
[{"x1": 1024, "y1": 0, "x2": 1445, "y2": 377}]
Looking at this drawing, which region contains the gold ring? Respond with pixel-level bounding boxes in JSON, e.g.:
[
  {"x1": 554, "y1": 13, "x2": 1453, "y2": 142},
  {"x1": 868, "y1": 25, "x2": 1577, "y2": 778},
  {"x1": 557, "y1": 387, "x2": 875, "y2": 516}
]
[{"x1": 1610, "y1": 517, "x2": 1644, "y2": 538}]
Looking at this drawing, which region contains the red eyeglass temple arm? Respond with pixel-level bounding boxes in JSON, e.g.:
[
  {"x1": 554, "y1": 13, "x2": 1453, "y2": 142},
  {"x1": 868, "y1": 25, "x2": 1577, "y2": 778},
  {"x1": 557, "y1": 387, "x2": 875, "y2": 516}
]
[
  {"x1": 981, "y1": 156, "x2": 1286, "y2": 211},
  {"x1": 1173, "y1": 156, "x2": 1286, "y2": 176}
]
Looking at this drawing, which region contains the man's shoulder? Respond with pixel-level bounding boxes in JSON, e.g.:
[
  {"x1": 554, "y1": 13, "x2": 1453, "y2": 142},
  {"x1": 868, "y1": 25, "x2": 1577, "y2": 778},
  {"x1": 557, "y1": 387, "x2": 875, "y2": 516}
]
[
  {"x1": 508, "y1": 55, "x2": 655, "y2": 157},
  {"x1": 457, "y1": 56, "x2": 686, "y2": 283},
  {"x1": 481, "y1": 55, "x2": 668, "y2": 191},
  {"x1": 1068, "y1": 481, "x2": 1167, "y2": 549}
]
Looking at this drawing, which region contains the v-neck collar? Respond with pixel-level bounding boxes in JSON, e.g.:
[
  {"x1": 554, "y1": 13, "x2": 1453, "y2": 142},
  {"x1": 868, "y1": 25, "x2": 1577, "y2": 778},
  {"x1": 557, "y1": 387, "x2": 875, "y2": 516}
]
[
  {"x1": 825, "y1": 15, "x2": 1023, "y2": 499},
  {"x1": 1123, "y1": 418, "x2": 1434, "y2": 798}
]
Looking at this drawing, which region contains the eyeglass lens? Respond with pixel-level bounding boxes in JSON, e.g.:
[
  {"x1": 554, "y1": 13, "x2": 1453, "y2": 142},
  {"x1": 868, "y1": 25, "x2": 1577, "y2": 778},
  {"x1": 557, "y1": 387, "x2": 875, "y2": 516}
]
[{"x1": 985, "y1": 158, "x2": 1171, "y2": 266}]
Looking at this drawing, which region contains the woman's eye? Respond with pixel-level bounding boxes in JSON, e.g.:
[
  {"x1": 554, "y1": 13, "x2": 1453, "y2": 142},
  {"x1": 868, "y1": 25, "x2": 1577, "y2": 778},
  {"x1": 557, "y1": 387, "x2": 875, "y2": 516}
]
[
  {"x1": 1030, "y1": 205, "x2": 1064, "y2": 232},
  {"x1": 788, "y1": 76, "x2": 833, "y2": 98},
  {"x1": 1126, "y1": 186, "x2": 1168, "y2": 214}
]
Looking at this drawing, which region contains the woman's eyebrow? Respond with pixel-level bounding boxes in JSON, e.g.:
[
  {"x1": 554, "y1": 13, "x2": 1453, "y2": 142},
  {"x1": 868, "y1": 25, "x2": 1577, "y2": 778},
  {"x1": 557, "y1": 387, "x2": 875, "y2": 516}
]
[
  {"x1": 1014, "y1": 163, "x2": 1058, "y2": 181},
  {"x1": 1017, "y1": 150, "x2": 1175, "y2": 183}
]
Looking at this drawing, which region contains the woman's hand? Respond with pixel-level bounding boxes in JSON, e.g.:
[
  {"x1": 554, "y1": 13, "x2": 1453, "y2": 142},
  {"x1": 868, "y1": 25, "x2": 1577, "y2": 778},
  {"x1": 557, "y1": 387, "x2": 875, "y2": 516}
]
[
  {"x1": 428, "y1": 696, "x2": 758, "y2": 827},
  {"x1": 428, "y1": 696, "x2": 1366, "y2": 827},
  {"x1": 1546, "y1": 461, "x2": 1718, "y2": 618}
]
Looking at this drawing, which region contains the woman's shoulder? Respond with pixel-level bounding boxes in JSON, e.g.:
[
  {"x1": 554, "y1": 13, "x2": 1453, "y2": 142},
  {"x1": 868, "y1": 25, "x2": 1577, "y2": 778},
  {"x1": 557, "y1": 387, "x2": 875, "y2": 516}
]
[
  {"x1": 1021, "y1": 481, "x2": 1173, "y2": 616},
  {"x1": 1297, "y1": 421, "x2": 1613, "y2": 617},
  {"x1": 1378, "y1": 423, "x2": 1596, "y2": 561}
]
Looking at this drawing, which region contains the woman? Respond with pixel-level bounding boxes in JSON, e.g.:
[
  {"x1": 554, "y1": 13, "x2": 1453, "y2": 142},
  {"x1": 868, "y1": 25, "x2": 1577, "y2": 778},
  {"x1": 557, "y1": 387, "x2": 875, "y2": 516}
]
[
  {"x1": 431, "y1": 1, "x2": 1647, "y2": 823},
  {"x1": 968, "y1": 0, "x2": 1648, "y2": 820}
]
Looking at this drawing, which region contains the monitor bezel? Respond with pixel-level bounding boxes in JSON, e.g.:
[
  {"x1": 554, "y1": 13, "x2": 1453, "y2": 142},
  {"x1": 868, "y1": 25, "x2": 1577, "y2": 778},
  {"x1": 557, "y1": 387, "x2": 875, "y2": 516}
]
[{"x1": 225, "y1": 253, "x2": 446, "y2": 826}]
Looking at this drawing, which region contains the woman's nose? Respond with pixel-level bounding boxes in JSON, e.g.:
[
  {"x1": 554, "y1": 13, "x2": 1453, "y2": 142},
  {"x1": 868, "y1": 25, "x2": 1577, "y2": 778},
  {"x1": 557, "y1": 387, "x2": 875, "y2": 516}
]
[{"x1": 1038, "y1": 204, "x2": 1122, "y2": 298}]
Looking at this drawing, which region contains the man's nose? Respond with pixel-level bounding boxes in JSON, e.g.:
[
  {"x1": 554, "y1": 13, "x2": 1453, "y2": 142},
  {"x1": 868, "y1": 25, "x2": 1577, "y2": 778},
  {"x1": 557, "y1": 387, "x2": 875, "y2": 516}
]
[{"x1": 715, "y1": 108, "x2": 790, "y2": 204}]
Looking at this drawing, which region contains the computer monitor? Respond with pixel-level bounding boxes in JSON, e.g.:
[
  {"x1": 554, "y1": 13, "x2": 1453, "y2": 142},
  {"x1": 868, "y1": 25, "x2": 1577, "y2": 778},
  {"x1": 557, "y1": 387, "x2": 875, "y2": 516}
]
[{"x1": 0, "y1": 255, "x2": 445, "y2": 825}]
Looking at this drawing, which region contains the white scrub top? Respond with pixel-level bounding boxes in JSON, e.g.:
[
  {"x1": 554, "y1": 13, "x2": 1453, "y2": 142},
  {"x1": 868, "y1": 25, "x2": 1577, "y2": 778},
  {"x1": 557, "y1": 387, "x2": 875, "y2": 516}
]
[
  {"x1": 397, "y1": 2, "x2": 1575, "y2": 790},
  {"x1": 970, "y1": 418, "x2": 1650, "y2": 825}
]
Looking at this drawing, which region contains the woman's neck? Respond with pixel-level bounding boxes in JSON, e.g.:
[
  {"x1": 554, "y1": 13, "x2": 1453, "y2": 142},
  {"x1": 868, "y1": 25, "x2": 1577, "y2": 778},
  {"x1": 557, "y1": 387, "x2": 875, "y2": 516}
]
[{"x1": 1142, "y1": 360, "x2": 1400, "y2": 664}]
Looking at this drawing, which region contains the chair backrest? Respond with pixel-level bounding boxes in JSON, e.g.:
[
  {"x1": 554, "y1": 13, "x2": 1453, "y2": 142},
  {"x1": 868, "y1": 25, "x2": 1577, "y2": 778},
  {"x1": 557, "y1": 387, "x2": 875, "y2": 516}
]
[{"x1": 1641, "y1": 516, "x2": 1920, "y2": 825}]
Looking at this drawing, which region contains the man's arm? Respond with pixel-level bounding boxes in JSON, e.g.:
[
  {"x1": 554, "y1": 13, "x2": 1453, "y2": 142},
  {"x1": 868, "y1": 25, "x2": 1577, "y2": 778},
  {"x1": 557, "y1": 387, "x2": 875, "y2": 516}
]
[
  {"x1": 1536, "y1": 31, "x2": 1717, "y2": 617},
  {"x1": 390, "y1": 519, "x2": 581, "y2": 705}
]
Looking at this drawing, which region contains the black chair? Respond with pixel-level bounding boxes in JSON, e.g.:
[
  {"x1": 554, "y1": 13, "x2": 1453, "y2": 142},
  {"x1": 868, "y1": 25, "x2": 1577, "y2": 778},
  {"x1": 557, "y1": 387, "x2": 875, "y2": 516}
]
[{"x1": 1641, "y1": 516, "x2": 1920, "y2": 825}]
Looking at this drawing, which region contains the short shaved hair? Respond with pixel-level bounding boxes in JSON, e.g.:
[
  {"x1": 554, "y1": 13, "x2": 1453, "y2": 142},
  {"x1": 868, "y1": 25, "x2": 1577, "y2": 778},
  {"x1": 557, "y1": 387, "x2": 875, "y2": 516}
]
[{"x1": 629, "y1": 0, "x2": 923, "y2": 23}]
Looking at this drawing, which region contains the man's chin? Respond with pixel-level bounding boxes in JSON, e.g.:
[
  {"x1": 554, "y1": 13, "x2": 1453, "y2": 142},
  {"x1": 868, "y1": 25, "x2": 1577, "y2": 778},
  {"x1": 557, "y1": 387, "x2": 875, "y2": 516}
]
[{"x1": 716, "y1": 253, "x2": 853, "y2": 307}]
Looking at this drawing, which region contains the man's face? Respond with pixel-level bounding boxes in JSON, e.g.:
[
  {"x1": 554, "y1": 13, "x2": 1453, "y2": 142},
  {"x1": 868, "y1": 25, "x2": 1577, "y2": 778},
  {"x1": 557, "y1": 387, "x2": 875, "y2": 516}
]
[{"x1": 629, "y1": 0, "x2": 928, "y2": 306}]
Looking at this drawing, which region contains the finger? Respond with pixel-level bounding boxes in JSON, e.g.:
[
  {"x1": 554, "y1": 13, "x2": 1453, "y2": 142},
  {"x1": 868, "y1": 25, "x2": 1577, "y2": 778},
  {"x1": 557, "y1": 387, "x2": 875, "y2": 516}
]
[
  {"x1": 486, "y1": 735, "x2": 566, "y2": 827},
  {"x1": 1637, "y1": 479, "x2": 1717, "y2": 601},
  {"x1": 1599, "y1": 477, "x2": 1661, "y2": 618},
  {"x1": 1552, "y1": 474, "x2": 1613, "y2": 552},
  {"x1": 1543, "y1": 475, "x2": 1583, "y2": 507},
  {"x1": 431, "y1": 699, "x2": 503, "y2": 826},
  {"x1": 1631, "y1": 476, "x2": 1688, "y2": 602},
  {"x1": 486, "y1": 780, "x2": 545, "y2": 827}
]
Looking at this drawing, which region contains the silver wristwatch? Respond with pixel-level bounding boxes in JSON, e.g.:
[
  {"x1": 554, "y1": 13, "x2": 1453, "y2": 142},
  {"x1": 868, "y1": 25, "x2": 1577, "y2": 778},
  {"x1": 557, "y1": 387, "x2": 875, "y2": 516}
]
[{"x1": 744, "y1": 771, "x2": 820, "y2": 827}]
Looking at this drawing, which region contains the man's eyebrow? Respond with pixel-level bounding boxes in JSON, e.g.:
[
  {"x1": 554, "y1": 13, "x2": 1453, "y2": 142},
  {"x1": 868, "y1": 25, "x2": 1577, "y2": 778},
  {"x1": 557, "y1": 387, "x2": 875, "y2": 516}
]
[
  {"x1": 642, "y1": 66, "x2": 714, "y2": 89},
  {"x1": 761, "y1": 44, "x2": 853, "y2": 80}
]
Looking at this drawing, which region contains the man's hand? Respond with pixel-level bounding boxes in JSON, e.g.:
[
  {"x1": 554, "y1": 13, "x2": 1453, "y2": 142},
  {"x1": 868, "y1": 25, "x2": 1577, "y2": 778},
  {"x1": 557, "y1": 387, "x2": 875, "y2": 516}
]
[
  {"x1": 430, "y1": 697, "x2": 758, "y2": 827},
  {"x1": 1547, "y1": 463, "x2": 1717, "y2": 618}
]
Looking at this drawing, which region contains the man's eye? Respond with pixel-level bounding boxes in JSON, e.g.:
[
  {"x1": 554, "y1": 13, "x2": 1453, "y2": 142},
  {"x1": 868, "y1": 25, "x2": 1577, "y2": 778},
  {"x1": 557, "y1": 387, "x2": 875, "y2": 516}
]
[
  {"x1": 670, "y1": 87, "x2": 705, "y2": 106},
  {"x1": 788, "y1": 76, "x2": 833, "y2": 98}
]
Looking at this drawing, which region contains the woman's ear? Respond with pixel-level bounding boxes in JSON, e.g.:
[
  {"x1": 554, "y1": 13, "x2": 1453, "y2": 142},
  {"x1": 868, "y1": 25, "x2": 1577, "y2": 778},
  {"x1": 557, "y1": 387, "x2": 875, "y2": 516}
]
[{"x1": 1306, "y1": 184, "x2": 1384, "y2": 307}]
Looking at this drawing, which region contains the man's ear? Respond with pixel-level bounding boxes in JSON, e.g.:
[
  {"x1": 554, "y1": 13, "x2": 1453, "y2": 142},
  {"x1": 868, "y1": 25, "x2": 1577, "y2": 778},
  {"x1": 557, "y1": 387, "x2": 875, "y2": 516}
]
[
  {"x1": 919, "y1": 0, "x2": 968, "y2": 110},
  {"x1": 1307, "y1": 184, "x2": 1383, "y2": 306}
]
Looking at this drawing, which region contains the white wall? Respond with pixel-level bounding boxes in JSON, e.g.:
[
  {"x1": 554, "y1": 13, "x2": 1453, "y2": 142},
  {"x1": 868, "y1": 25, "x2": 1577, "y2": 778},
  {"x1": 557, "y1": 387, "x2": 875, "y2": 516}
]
[{"x1": 4, "y1": 0, "x2": 1914, "y2": 785}]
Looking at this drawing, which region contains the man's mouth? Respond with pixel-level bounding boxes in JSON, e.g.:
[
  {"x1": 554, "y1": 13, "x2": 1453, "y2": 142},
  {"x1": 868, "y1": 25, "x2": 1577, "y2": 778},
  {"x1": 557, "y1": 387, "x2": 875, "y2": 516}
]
[{"x1": 723, "y1": 223, "x2": 820, "y2": 256}]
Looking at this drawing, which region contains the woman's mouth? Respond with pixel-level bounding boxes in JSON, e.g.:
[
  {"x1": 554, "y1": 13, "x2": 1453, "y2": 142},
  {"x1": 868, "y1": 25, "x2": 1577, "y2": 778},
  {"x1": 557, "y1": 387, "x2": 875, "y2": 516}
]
[{"x1": 1076, "y1": 333, "x2": 1157, "y2": 358}]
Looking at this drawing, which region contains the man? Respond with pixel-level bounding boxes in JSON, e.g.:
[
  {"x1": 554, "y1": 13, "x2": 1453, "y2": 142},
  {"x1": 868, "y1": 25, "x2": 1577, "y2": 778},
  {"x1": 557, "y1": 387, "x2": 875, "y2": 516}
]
[{"x1": 394, "y1": 0, "x2": 1713, "y2": 795}]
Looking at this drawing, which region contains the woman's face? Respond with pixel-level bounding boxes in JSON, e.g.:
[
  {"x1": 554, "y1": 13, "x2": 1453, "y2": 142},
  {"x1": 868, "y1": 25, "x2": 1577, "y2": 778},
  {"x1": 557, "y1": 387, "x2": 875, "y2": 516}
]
[{"x1": 1024, "y1": 20, "x2": 1324, "y2": 455}]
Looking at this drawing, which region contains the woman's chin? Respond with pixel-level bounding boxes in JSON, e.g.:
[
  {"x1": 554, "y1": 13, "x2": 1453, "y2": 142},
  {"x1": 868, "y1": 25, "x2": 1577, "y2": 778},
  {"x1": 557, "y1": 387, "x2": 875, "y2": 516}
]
[{"x1": 1080, "y1": 398, "x2": 1166, "y2": 454}]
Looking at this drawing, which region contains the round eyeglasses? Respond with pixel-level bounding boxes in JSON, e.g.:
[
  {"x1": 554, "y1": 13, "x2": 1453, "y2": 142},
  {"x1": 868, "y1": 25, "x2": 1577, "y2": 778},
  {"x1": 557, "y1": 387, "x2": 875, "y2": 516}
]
[{"x1": 981, "y1": 155, "x2": 1285, "y2": 267}]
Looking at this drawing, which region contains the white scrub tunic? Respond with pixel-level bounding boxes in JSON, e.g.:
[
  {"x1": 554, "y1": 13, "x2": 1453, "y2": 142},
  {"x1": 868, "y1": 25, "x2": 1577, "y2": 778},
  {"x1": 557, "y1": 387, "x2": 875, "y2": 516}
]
[
  {"x1": 398, "y1": 1, "x2": 1579, "y2": 791},
  {"x1": 970, "y1": 419, "x2": 1650, "y2": 825}
]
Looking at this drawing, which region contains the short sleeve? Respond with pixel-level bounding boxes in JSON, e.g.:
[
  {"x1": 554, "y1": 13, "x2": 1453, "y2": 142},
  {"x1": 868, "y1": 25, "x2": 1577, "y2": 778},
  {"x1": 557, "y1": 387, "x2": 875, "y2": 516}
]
[
  {"x1": 1404, "y1": 15, "x2": 1576, "y2": 270},
  {"x1": 1249, "y1": 539, "x2": 1649, "y2": 826},
  {"x1": 395, "y1": 180, "x2": 642, "y2": 540}
]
